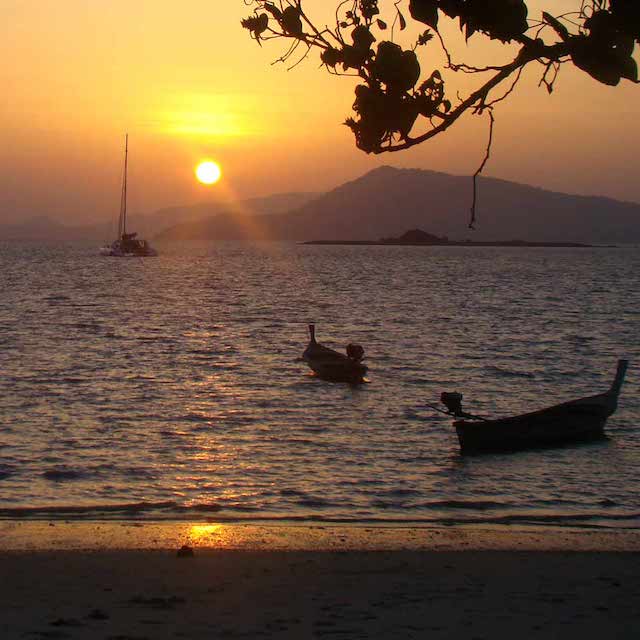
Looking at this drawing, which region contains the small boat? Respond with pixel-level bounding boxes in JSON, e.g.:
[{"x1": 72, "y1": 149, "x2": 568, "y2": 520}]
[
  {"x1": 99, "y1": 134, "x2": 158, "y2": 257},
  {"x1": 302, "y1": 324, "x2": 367, "y2": 383},
  {"x1": 436, "y1": 359, "x2": 628, "y2": 454}
]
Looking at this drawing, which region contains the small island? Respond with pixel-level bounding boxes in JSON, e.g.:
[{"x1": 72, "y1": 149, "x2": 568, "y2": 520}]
[{"x1": 304, "y1": 229, "x2": 594, "y2": 248}]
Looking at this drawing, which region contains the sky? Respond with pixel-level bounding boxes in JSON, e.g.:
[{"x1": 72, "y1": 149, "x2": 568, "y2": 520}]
[{"x1": 1, "y1": 0, "x2": 638, "y2": 225}]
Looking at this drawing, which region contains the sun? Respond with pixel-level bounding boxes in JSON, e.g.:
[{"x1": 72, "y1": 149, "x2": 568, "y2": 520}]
[{"x1": 195, "y1": 160, "x2": 222, "y2": 185}]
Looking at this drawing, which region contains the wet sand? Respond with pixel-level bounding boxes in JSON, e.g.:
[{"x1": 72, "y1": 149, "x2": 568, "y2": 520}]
[{"x1": 2, "y1": 523, "x2": 640, "y2": 639}]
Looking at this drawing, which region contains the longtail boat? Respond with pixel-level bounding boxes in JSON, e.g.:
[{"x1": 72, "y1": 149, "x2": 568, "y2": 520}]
[
  {"x1": 436, "y1": 360, "x2": 628, "y2": 454},
  {"x1": 302, "y1": 324, "x2": 367, "y2": 384}
]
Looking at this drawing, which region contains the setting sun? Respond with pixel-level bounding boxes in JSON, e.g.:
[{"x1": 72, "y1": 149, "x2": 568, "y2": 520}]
[{"x1": 195, "y1": 161, "x2": 222, "y2": 185}]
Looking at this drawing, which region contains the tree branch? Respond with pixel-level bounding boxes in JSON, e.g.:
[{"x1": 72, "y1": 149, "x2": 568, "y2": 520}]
[{"x1": 377, "y1": 41, "x2": 569, "y2": 154}]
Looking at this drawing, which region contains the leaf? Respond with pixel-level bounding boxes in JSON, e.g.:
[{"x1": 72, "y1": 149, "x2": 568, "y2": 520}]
[
  {"x1": 373, "y1": 41, "x2": 421, "y2": 93},
  {"x1": 263, "y1": 2, "x2": 282, "y2": 20},
  {"x1": 455, "y1": 0, "x2": 528, "y2": 43},
  {"x1": 409, "y1": 0, "x2": 439, "y2": 29},
  {"x1": 570, "y1": 12, "x2": 638, "y2": 87},
  {"x1": 321, "y1": 47, "x2": 343, "y2": 68},
  {"x1": 377, "y1": 19, "x2": 388, "y2": 30},
  {"x1": 397, "y1": 9, "x2": 407, "y2": 31},
  {"x1": 439, "y1": 0, "x2": 463, "y2": 19},
  {"x1": 417, "y1": 30, "x2": 434, "y2": 46},
  {"x1": 342, "y1": 44, "x2": 369, "y2": 70},
  {"x1": 281, "y1": 6, "x2": 303, "y2": 37},
  {"x1": 610, "y1": 0, "x2": 640, "y2": 42},
  {"x1": 621, "y1": 56, "x2": 638, "y2": 82},
  {"x1": 465, "y1": 21, "x2": 476, "y2": 41},
  {"x1": 571, "y1": 37, "x2": 622, "y2": 86},
  {"x1": 359, "y1": 0, "x2": 380, "y2": 20},
  {"x1": 352, "y1": 25, "x2": 376, "y2": 50},
  {"x1": 241, "y1": 13, "x2": 269, "y2": 39}
]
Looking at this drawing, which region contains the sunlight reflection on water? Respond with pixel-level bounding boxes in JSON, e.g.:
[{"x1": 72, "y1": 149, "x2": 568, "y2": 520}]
[{"x1": 0, "y1": 242, "x2": 638, "y2": 528}]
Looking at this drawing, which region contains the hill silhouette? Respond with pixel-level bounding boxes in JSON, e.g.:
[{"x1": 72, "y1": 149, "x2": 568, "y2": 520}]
[
  {"x1": 0, "y1": 192, "x2": 315, "y2": 243},
  {"x1": 156, "y1": 167, "x2": 640, "y2": 244},
  {"x1": 4, "y1": 168, "x2": 639, "y2": 245}
]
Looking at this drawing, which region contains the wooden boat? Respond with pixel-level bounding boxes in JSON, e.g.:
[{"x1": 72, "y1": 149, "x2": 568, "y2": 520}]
[
  {"x1": 302, "y1": 324, "x2": 367, "y2": 383},
  {"x1": 440, "y1": 360, "x2": 628, "y2": 454}
]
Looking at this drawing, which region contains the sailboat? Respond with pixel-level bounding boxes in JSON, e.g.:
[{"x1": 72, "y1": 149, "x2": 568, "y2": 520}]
[{"x1": 99, "y1": 134, "x2": 158, "y2": 257}]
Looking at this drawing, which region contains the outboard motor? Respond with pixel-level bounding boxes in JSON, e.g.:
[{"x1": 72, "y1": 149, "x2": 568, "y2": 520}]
[
  {"x1": 440, "y1": 392, "x2": 463, "y2": 416},
  {"x1": 346, "y1": 343, "x2": 365, "y2": 362}
]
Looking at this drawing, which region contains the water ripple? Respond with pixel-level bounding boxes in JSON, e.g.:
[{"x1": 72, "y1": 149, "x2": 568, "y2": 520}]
[{"x1": 0, "y1": 243, "x2": 638, "y2": 527}]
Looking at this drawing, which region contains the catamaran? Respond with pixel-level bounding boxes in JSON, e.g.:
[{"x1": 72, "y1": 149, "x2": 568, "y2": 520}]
[{"x1": 99, "y1": 134, "x2": 157, "y2": 257}]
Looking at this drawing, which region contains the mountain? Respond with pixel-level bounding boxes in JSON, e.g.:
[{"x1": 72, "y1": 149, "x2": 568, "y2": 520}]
[
  {"x1": 156, "y1": 167, "x2": 640, "y2": 244},
  {"x1": 0, "y1": 216, "x2": 102, "y2": 243},
  {"x1": 0, "y1": 192, "x2": 316, "y2": 244},
  {"x1": 4, "y1": 169, "x2": 639, "y2": 245},
  {"x1": 125, "y1": 191, "x2": 316, "y2": 238}
]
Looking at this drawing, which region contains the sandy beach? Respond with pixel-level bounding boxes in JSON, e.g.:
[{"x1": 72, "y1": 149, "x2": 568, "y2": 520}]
[{"x1": 2, "y1": 523, "x2": 640, "y2": 639}]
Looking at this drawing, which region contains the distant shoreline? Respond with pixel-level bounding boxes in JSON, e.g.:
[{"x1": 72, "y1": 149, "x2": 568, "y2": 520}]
[{"x1": 303, "y1": 240, "x2": 598, "y2": 248}]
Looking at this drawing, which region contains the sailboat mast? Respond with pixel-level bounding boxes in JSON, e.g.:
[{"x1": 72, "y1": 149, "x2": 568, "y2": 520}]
[
  {"x1": 122, "y1": 133, "x2": 128, "y2": 237},
  {"x1": 117, "y1": 134, "x2": 128, "y2": 239}
]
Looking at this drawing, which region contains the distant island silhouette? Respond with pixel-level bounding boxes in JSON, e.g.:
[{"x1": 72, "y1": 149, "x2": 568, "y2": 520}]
[
  {"x1": 4, "y1": 167, "x2": 639, "y2": 245},
  {"x1": 304, "y1": 228, "x2": 595, "y2": 248},
  {"x1": 153, "y1": 167, "x2": 639, "y2": 245}
]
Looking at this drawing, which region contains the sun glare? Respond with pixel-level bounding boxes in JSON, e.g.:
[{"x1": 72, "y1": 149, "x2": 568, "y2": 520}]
[{"x1": 196, "y1": 161, "x2": 222, "y2": 185}]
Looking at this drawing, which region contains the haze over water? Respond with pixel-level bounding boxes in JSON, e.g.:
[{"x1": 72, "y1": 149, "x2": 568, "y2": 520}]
[{"x1": 1, "y1": 243, "x2": 638, "y2": 528}]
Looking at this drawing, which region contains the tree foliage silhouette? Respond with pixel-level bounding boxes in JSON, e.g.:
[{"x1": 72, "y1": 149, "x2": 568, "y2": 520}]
[{"x1": 242, "y1": 1, "x2": 638, "y2": 226}]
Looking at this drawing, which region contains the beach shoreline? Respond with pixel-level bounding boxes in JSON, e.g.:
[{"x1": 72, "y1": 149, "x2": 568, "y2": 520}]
[{"x1": 3, "y1": 520, "x2": 640, "y2": 552}]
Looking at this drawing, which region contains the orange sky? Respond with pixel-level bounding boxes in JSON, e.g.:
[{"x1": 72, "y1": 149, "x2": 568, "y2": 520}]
[{"x1": 1, "y1": 0, "x2": 638, "y2": 225}]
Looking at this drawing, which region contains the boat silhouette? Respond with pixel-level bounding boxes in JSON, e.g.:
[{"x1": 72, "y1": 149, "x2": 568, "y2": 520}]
[
  {"x1": 434, "y1": 360, "x2": 628, "y2": 454},
  {"x1": 302, "y1": 324, "x2": 367, "y2": 384},
  {"x1": 99, "y1": 134, "x2": 157, "y2": 257}
]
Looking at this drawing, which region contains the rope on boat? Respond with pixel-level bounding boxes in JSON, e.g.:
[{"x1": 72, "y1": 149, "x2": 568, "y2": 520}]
[{"x1": 423, "y1": 402, "x2": 490, "y2": 422}]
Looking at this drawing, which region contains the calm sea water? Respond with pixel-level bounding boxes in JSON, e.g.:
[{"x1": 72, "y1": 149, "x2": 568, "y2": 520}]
[{"x1": 0, "y1": 242, "x2": 638, "y2": 528}]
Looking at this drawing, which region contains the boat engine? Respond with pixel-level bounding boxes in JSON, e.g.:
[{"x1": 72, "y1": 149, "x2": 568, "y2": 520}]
[
  {"x1": 440, "y1": 392, "x2": 463, "y2": 416},
  {"x1": 346, "y1": 344, "x2": 365, "y2": 362}
]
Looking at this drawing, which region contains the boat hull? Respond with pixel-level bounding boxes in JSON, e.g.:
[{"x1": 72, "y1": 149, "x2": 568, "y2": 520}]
[
  {"x1": 455, "y1": 397, "x2": 612, "y2": 454},
  {"x1": 99, "y1": 242, "x2": 158, "y2": 257},
  {"x1": 304, "y1": 357, "x2": 368, "y2": 384},
  {"x1": 302, "y1": 326, "x2": 368, "y2": 384},
  {"x1": 452, "y1": 360, "x2": 627, "y2": 454},
  {"x1": 100, "y1": 248, "x2": 158, "y2": 257}
]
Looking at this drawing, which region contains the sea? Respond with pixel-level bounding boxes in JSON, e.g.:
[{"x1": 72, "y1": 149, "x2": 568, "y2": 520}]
[{"x1": 0, "y1": 242, "x2": 638, "y2": 530}]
